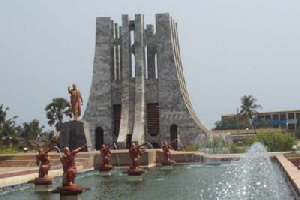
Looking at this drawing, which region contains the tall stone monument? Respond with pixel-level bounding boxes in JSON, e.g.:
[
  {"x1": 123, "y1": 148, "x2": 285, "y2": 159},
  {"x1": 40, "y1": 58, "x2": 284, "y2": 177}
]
[{"x1": 84, "y1": 13, "x2": 208, "y2": 149}]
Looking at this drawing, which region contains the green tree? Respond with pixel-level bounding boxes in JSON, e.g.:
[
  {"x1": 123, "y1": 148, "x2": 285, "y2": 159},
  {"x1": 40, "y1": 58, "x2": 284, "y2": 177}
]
[
  {"x1": 240, "y1": 95, "x2": 262, "y2": 126},
  {"x1": 21, "y1": 119, "x2": 44, "y2": 148},
  {"x1": 0, "y1": 104, "x2": 18, "y2": 137},
  {"x1": 45, "y1": 98, "x2": 71, "y2": 131}
]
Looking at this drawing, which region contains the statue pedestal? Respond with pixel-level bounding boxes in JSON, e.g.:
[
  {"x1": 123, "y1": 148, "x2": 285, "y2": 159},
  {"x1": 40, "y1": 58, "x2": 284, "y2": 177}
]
[
  {"x1": 99, "y1": 170, "x2": 111, "y2": 176},
  {"x1": 127, "y1": 168, "x2": 145, "y2": 182},
  {"x1": 160, "y1": 160, "x2": 175, "y2": 170},
  {"x1": 35, "y1": 184, "x2": 52, "y2": 193},
  {"x1": 128, "y1": 175, "x2": 143, "y2": 182},
  {"x1": 60, "y1": 121, "x2": 91, "y2": 151},
  {"x1": 160, "y1": 164, "x2": 173, "y2": 170},
  {"x1": 99, "y1": 165, "x2": 113, "y2": 176},
  {"x1": 60, "y1": 195, "x2": 82, "y2": 200},
  {"x1": 53, "y1": 185, "x2": 86, "y2": 200},
  {"x1": 28, "y1": 177, "x2": 53, "y2": 193}
]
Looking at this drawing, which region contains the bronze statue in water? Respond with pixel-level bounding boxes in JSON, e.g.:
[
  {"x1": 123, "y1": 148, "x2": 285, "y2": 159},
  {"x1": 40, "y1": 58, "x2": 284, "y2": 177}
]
[
  {"x1": 162, "y1": 142, "x2": 175, "y2": 165},
  {"x1": 60, "y1": 144, "x2": 87, "y2": 186},
  {"x1": 100, "y1": 144, "x2": 113, "y2": 168},
  {"x1": 36, "y1": 147, "x2": 53, "y2": 178},
  {"x1": 129, "y1": 143, "x2": 144, "y2": 170},
  {"x1": 68, "y1": 83, "x2": 83, "y2": 120}
]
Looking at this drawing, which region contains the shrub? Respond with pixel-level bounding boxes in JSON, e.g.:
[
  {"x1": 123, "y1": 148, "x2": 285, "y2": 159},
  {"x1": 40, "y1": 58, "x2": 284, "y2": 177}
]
[
  {"x1": 243, "y1": 132, "x2": 297, "y2": 152},
  {"x1": 185, "y1": 145, "x2": 201, "y2": 152}
]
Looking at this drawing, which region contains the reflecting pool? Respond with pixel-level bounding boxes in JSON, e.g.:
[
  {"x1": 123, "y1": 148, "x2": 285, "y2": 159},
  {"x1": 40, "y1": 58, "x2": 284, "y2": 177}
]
[{"x1": 0, "y1": 161, "x2": 293, "y2": 200}]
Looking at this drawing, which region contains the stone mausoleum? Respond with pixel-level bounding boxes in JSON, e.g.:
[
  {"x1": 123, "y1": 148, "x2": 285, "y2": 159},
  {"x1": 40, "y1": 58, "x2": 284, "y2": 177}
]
[{"x1": 84, "y1": 13, "x2": 208, "y2": 149}]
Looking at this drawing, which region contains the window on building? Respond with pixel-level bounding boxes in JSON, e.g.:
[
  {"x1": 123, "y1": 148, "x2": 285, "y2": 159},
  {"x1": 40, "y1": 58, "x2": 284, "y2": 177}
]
[
  {"x1": 265, "y1": 115, "x2": 271, "y2": 121},
  {"x1": 273, "y1": 114, "x2": 279, "y2": 120},
  {"x1": 288, "y1": 113, "x2": 295, "y2": 119},
  {"x1": 279, "y1": 114, "x2": 286, "y2": 120},
  {"x1": 257, "y1": 116, "x2": 264, "y2": 122}
]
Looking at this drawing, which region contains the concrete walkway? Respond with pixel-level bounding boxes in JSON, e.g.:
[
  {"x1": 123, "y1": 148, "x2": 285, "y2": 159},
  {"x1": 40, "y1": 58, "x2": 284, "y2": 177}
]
[{"x1": 276, "y1": 154, "x2": 300, "y2": 198}]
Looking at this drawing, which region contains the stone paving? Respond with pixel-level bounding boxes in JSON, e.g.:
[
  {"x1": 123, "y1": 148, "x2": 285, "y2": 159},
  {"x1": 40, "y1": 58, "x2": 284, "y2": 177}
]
[{"x1": 276, "y1": 154, "x2": 300, "y2": 197}]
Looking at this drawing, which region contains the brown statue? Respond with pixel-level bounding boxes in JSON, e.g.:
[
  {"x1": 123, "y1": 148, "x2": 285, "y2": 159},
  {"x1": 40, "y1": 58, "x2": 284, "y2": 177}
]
[
  {"x1": 60, "y1": 144, "x2": 87, "y2": 186},
  {"x1": 129, "y1": 143, "x2": 144, "y2": 170},
  {"x1": 100, "y1": 144, "x2": 112, "y2": 168},
  {"x1": 68, "y1": 83, "x2": 83, "y2": 120},
  {"x1": 36, "y1": 148, "x2": 53, "y2": 178},
  {"x1": 162, "y1": 142, "x2": 175, "y2": 165}
]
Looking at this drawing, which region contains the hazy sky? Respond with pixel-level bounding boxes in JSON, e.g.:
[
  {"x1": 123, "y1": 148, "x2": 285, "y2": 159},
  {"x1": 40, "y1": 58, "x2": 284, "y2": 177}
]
[{"x1": 0, "y1": 0, "x2": 300, "y2": 130}]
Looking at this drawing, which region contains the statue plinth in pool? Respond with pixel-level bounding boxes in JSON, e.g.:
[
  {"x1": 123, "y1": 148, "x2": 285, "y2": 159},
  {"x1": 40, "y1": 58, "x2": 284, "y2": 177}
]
[
  {"x1": 28, "y1": 147, "x2": 55, "y2": 192},
  {"x1": 161, "y1": 142, "x2": 176, "y2": 165},
  {"x1": 99, "y1": 144, "x2": 114, "y2": 176},
  {"x1": 54, "y1": 144, "x2": 87, "y2": 196},
  {"x1": 127, "y1": 143, "x2": 145, "y2": 176}
]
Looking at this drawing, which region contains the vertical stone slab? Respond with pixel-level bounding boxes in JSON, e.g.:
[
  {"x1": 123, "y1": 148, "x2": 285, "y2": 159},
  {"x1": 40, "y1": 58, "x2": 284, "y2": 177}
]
[
  {"x1": 156, "y1": 13, "x2": 208, "y2": 146},
  {"x1": 117, "y1": 15, "x2": 131, "y2": 145},
  {"x1": 115, "y1": 23, "x2": 121, "y2": 81},
  {"x1": 132, "y1": 14, "x2": 145, "y2": 145},
  {"x1": 145, "y1": 25, "x2": 156, "y2": 79},
  {"x1": 83, "y1": 17, "x2": 113, "y2": 148}
]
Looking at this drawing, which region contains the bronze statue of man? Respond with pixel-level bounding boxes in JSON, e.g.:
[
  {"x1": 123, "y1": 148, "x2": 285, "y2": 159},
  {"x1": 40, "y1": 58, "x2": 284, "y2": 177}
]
[
  {"x1": 60, "y1": 144, "x2": 87, "y2": 186},
  {"x1": 129, "y1": 143, "x2": 144, "y2": 169},
  {"x1": 162, "y1": 142, "x2": 175, "y2": 164},
  {"x1": 36, "y1": 148, "x2": 52, "y2": 178},
  {"x1": 68, "y1": 83, "x2": 83, "y2": 120},
  {"x1": 100, "y1": 144, "x2": 112, "y2": 167}
]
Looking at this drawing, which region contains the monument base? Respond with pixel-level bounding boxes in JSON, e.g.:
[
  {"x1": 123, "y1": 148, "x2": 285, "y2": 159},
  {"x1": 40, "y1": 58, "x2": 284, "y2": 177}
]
[{"x1": 60, "y1": 121, "x2": 91, "y2": 151}]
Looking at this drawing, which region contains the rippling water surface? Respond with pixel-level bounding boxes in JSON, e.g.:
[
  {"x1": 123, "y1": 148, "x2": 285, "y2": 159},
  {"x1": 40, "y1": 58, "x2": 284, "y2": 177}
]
[{"x1": 0, "y1": 146, "x2": 294, "y2": 200}]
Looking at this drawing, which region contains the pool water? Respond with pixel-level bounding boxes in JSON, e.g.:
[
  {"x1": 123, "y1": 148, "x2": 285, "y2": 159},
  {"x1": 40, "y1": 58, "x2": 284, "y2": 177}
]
[{"x1": 0, "y1": 162, "x2": 294, "y2": 200}]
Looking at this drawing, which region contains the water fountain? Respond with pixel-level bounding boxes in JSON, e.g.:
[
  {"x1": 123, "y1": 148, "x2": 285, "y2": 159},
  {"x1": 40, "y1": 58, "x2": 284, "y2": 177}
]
[
  {"x1": 214, "y1": 142, "x2": 291, "y2": 200},
  {"x1": 54, "y1": 145, "x2": 62, "y2": 157}
]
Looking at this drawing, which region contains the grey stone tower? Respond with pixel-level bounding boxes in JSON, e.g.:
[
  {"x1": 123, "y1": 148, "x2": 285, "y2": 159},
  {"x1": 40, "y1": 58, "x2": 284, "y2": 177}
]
[{"x1": 84, "y1": 13, "x2": 208, "y2": 150}]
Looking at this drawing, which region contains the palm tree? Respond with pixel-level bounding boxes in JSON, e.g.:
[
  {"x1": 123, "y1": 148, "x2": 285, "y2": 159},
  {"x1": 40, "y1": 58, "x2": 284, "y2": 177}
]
[
  {"x1": 45, "y1": 98, "x2": 71, "y2": 131},
  {"x1": 240, "y1": 95, "x2": 262, "y2": 127}
]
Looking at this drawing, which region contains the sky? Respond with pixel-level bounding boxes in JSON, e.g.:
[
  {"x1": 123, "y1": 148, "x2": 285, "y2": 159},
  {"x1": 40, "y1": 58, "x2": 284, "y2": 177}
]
[{"x1": 0, "y1": 0, "x2": 300, "y2": 130}]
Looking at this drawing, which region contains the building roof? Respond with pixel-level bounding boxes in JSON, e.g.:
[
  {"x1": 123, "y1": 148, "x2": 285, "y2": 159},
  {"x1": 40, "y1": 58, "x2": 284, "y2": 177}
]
[{"x1": 222, "y1": 109, "x2": 300, "y2": 117}]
